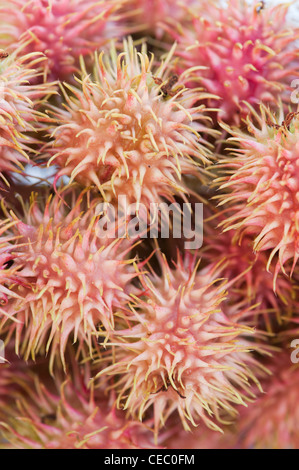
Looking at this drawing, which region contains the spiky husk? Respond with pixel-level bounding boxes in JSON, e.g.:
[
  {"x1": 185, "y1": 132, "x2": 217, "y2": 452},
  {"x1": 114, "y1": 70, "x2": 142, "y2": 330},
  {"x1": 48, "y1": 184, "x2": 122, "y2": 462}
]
[
  {"x1": 202, "y1": 211, "x2": 296, "y2": 331},
  {"x1": 0, "y1": 218, "x2": 26, "y2": 310},
  {"x1": 236, "y1": 350, "x2": 299, "y2": 449},
  {"x1": 0, "y1": 360, "x2": 159, "y2": 449},
  {"x1": 47, "y1": 39, "x2": 213, "y2": 209},
  {"x1": 121, "y1": 0, "x2": 197, "y2": 39},
  {"x1": 0, "y1": 191, "x2": 137, "y2": 368},
  {"x1": 0, "y1": 49, "x2": 52, "y2": 183},
  {"x1": 168, "y1": 0, "x2": 299, "y2": 124},
  {"x1": 0, "y1": 0, "x2": 129, "y2": 81},
  {"x1": 95, "y1": 252, "x2": 264, "y2": 434},
  {"x1": 217, "y1": 106, "x2": 299, "y2": 288}
]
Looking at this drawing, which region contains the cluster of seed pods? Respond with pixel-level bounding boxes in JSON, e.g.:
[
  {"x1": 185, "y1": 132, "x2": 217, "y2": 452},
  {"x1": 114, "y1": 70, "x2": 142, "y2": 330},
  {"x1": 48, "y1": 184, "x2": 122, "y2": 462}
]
[{"x1": 0, "y1": 0, "x2": 299, "y2": 450}]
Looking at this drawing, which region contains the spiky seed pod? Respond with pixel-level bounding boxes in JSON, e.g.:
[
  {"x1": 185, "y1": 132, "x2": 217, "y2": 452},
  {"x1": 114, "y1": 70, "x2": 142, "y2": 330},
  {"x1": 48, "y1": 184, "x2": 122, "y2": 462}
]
[
  {"x1": 202, "y1": 212, "x2": 296, "y2": 331},
  {"x1": 0, "y1": 221, "x2": 23, "y2": 305},
  {"x1": 95, "y1": 252, "x2": 264, "y2": 434},
  {"x1": 217, "y1": 106, "x2": 299, "y2": 288},
  {"x1": 0, "y1": 363, "x2": 159, "y2": 449},
  {"x1": 0, "y1": 0, "x2": 129, "y2": 81},
  {"x1": 0, "y1": 219, "x2": 28, "y2": 325},
  {"x1": 121, "y1": 0, "x2": 197, "y2": 39},
  {"x1": 48, "y1": 39, "x2": 213, "y2": 210},
  {"x1": 0, "y1": 49, "x2": 52, "y2": 183},
  {"x1": 0, "y1": 191, "x2": 137, "y2": 368},
  {"x1": 236, "y1": 350, "x2": 299, "y2": 449},
  {"x1": 168, "y1": 0, "x2": 299, "y2": 125}
]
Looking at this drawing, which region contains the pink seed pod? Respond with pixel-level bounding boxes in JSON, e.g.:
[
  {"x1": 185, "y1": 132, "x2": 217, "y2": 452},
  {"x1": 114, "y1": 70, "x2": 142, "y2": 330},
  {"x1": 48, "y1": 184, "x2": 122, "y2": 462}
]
[
  {"x1": 0, "y1": 219, "x2": 25, "y2": 309},
  {"x1": 120, "y1": 0, "x2": 198, "y2": 39},
  {"x1": 202, "y1": 210, "x2": 296, "y2": 331},
  {"x1": 0, "y1": 0, "x2": 130, "y2": 81},
  {"x1": 0, "y1": 361, "x2": 160, "y2": 449},
  {"x1": 168, "y1": 0, "x2": 299, "y2": 125},
  {"x1": 0, "y1": 48, "x2": 53, "y2": 184},
  {"x1": 95, "y1": 252, "x2": 264, "y2": 435},
  {"x1": 0, "y1": 190, "x2": 137, "y2": 369},
  {"x1": 47, "y1": 38, "x2": 214, "y2": 211},
  {"x1": 217, "y1": 106, "x2": 299, "y2": 288},
  {"x1": 236, "y1": 350, "x2": 299, "y2": 449}
]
